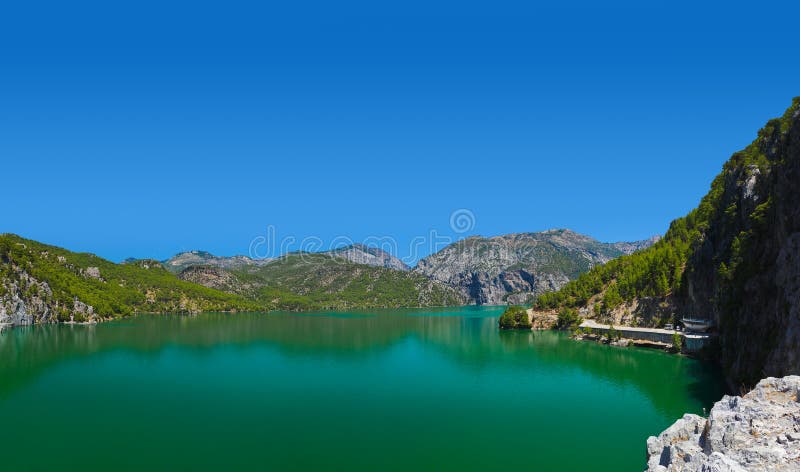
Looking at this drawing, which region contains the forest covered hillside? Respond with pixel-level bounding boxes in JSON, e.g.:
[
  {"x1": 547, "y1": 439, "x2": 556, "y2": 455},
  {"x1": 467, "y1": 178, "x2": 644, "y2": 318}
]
[
  {"x1": 533, "y1": 98, "x2": 800, "y2": 386},
  {"x1": 0, "y1": 234, "x2": 464, "y2": 326},
  {"x1": 181, "y1": 252, "x2": 463, "y2": 311},
  {"x1": 0, "y1": 234, "x2": 258, "y2": 324}
]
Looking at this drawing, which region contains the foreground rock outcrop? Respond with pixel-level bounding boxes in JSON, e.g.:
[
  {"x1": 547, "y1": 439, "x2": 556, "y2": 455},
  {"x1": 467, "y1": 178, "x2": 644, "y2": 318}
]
[{"x1": 646, "y1": 376, "x2": 800, "y2": 471}]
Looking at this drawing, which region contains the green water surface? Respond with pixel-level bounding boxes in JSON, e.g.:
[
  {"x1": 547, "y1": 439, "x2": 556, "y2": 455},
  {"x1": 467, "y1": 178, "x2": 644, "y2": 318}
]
[{"x1": 0, "y1": 306, "x2": 725, "y2": 471}]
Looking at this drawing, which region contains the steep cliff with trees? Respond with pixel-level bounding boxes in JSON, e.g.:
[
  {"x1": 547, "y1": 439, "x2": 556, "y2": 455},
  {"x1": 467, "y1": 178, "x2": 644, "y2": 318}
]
[{"x1": 533, "y1": 98, "x2": 800, "y2": 387}]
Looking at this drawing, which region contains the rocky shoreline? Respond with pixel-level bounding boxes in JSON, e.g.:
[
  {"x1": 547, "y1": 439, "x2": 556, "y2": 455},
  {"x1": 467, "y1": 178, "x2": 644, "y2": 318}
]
[{"x1": 646, "y1": 376, "x2": 800, "y2": 471}]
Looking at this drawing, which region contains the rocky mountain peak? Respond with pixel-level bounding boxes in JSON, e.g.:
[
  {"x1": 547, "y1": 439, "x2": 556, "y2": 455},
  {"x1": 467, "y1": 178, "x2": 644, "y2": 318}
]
[
  {"x1": 162, "y1": 250, "x2": 273, "y2": 273},
  {"x1": 414, "y1": 229, "x2": 658, "y2": 305},
  {"x1": 326, "y1": 243, "x2": 409, "y2": 271}
]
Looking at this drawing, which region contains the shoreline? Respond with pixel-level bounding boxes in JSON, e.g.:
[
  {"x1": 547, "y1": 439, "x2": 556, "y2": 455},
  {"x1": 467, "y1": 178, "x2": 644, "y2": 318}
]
[
  {"x1": 0, "y1": 304, "x2": 498, "y2": 331},
  {"x1": 513, "y1": 308, "x2": 708, "y2": 355},
  {"x1": 572, "y1": 319, "x2": 716, "y2": 355}
]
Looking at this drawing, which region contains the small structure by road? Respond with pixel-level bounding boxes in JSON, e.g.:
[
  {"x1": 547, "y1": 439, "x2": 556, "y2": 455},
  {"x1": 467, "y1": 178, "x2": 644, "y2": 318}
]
[{"x1": 579, "y1": 319, "x2": 714, "y2": 353}]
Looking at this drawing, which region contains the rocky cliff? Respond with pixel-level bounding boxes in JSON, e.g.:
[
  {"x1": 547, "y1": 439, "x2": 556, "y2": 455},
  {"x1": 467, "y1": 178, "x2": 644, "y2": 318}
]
[
  {"x1": 0, "y1": 264, "x2": 58, "y2": 325},
  {"x1": 612, "y1": 236, "x2": 662, "y2": 255},
  {"x1": 686, "y1": 100, "x2": 800, "y2": 386},
  {"x1": 414, "y1": 229, "x2": 657, "y2": 305},
  {"x1": 327, "y1": 244, "x2": 409, "y2": 271},
  {"x1": 163, "y1": 244, "x2": 409, "y2": 273},
  {"x1": 646, "y1": 376, "x2": 800, "y2": 471},
  {"x1": 178, "y1": 265, "x2": 247, "y2": 294},
  {"x1": 162, "y1": 250, "x2": 273, "y2": 273},
  {"x1": 534, "y1": 98, "x2": 800, "y2": 387}
]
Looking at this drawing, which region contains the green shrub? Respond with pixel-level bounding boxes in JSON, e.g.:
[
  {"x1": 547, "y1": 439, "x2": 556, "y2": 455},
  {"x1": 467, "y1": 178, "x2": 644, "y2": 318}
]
[
  {"x1": 672, "y1": 332, "x2": 682, "y2": 353},
  {"x1": 555, "y1": 307, "x2": 582, "y2": 330},
  {"x1": 498, "y1": 305, "x2": 532, "y2": 330},
  {"x1": 607, "y1": 325, "x2": 621, "y2": 342},
  {"x1": 572, "y1": 326, "x2": 592, "y2": 337}
]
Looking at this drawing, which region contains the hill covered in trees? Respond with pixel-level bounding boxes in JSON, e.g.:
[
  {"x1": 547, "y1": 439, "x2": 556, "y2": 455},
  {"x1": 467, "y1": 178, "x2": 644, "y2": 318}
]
[
  {"x1": 533, "y1": 97, "x2": 800, "y2": 386},
  {"x1": 0, "y1": 235, "x2": 464, "y2": 325},
  {"x1": 181, "y1": 253, "x2": 463, "y2": 311},
  {"x1": 0, "y1": 234, "x2": 258, "y2": 324}
]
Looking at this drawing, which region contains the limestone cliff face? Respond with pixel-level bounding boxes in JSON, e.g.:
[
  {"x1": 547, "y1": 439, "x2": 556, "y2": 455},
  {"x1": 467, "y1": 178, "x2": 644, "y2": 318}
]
[
  {"x1": 612, "y1": 236, "x2": 662, "y2": 255},
  {"x1": 0, "y1": 261, "x2": 100, "y2": 326},
  {"x1": 646, "y1": 376, "x2": 800, "y2": 471},
  {"x1": 534, "y1": 98, "x2": 800, "y2": 387},
  {"x1": 326, "y1": 244, "x2": 410, "y2": 271},
  {"x1": 680, "y1": 100, "x2": 800, "y2": 386},
  {"x1": 164, "y1": 244, "x2": 409, "y2": 273},
  {"x1": 0, "y1": 267, "x2": 57, "y2": 325},
  {"x1": 178, "y1": 265, "x2": 246, "y2": 294},
  {"x1": 163, "y1": 251, "x2": 273, "y2": 273},
  {"x1": 414, "y1": 229, "x2": 657, "y2": 305}
]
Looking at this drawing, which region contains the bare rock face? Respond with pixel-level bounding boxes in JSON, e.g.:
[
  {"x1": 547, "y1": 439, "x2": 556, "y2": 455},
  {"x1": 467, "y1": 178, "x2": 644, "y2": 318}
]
[
  {"x1": 646, "y1": 376, "x2": 800, "y2": 471},
  {"x1": 178, "y1": 265, "x2": 244, "y2": 293},
  {"x1": 414, "y1": 229, "x2": 657, "y2": 305},
  {"x1": 674, "y1": 102, "x2": 800, "y2": 386},
  {"x1": 0, "y1": 269, "x2": 55, "y2": 325},
  {"x1": 528, "y1": 99, "x2": 800, "y2": 387},
  {"x1": 164, "y1": 245, "x2": 410, "y2": 273},
  {"x1": 72, "y1": 297, "x2": 96, "y2": 322},
  {"x1": 612, "y1": 235, "x2": 662, "y2": 255},
  {"x1": 326, "y1": 244, "x2": 410, "y2": 271},
  {"x1": 163, "y1": 250, "x2": 273, "y2": 273}
]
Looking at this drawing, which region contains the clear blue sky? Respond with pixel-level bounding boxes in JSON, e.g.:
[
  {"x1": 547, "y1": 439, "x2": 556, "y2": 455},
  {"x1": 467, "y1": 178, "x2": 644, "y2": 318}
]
[{"x1": 2, "y1": 1, "x2": 798, "y2": 263}]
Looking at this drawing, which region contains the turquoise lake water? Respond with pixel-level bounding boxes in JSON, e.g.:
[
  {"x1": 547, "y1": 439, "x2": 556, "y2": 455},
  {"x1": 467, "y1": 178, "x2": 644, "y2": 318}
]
[{"x1": 0, "y1": 306, "x2": 726, "y2": 471}]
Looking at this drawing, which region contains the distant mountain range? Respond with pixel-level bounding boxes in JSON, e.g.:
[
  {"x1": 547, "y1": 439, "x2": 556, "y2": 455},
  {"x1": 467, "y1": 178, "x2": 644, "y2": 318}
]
[
  {"x1": 159, "y1": 229, "x2": 657, "y2": 307},
  {"x1": 327, "y1": 244, "x2": 410, "y2": 271},
  {"x1": 152, "y1": 243, "x2": 409, "y2": 274},
  {"x1": 158, "y1": 250, "x2": 274, "y2": 273},
  {"x1": 178, "y1": 252, "x2": 459, "y2": 311},
  {"x1": 414, "y1": 229, "x2": 659, "y2": 304},
  {"x1": 0, "y1": 228, "x2": 656, "y2": 324}
]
